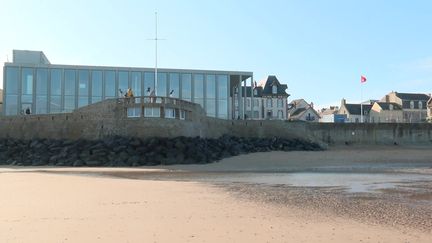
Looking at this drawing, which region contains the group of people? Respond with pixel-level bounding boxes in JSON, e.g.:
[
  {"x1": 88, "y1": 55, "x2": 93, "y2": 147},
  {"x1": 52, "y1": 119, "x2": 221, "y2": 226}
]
[
  {"x1": 119, "y1": 88, "x2": 135, "y2": 104},
  {"x1": 119, "y1": 87, "x2": 176, "y2": 104}
]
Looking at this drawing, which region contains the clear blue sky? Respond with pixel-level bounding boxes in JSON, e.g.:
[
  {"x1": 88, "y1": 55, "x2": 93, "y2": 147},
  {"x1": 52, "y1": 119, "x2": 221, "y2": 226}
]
[{"x1": 1, "y1": 0, "x2": 431, "y2": 108}]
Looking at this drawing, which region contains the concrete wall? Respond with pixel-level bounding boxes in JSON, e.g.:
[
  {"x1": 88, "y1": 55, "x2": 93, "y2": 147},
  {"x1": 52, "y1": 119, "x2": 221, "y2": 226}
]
[{"x1": 1, "y1": 99, "x2": 431, "y2": 146}]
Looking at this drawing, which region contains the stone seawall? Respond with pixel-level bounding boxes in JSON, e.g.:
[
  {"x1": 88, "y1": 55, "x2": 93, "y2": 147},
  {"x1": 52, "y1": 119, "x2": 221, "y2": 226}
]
[{"x1": 0, "y1": 99, "x2": 431, "y2": 145}]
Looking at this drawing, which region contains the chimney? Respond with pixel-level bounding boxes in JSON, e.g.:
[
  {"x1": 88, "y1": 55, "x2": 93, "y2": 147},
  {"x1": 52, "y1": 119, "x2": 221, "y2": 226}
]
[
  {"x1": 385, "y1": 95, "x2": 390, "y2": 103},
  {"x1": 310, "y1": 102, "x2": 314, "y2": 108},
  {"x1": 341, "y1": 98, "x2": 346, "y2": 106}
]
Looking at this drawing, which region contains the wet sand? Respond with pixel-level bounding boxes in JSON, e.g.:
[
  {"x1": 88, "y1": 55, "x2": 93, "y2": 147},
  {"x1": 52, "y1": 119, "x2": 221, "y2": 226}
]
[{"x1": 1, "y1": 146, "x2": 432, "y2": 242}]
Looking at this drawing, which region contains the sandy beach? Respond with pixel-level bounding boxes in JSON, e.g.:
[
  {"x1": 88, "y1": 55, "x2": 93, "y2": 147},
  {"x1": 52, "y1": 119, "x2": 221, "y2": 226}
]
[{"x1": 1, "y1": 146, "x2": 432, "y2": 243}]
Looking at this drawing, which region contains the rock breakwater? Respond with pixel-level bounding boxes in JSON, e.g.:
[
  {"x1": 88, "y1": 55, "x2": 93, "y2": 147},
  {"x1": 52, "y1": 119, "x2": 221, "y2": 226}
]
[{"x1": 0, "y1": 135, "x2": 323, "y2": 167}]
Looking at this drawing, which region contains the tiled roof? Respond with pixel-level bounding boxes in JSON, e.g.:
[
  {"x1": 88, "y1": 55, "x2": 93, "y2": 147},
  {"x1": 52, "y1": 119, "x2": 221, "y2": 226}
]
[
  {"x1": 401, "y1": 100, "x2": 427, "y2": 109},
  {"x1": 320, "y1": 109, "x2": 338, "y2": 116},
  {"x1": 344, "y1": 104, "x2": 373, "y2": 115},
  {"x1": 376, "y1": 102, "x2": 402, "y2": 110},
  {"x1": 261, "y1": 76, "x2": 289, "y2": 96},
  {"x1": 290, "y1": 108, "x2": 307, "y2": 117},
  {"x1": 395, "y1": 92, "x2": 430, "y2": 101}
]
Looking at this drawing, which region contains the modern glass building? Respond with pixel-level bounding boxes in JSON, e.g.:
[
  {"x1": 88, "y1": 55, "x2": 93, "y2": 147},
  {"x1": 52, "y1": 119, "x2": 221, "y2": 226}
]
[{"x1": 3, "y1": 50, "x2": 253, "y2": 119}]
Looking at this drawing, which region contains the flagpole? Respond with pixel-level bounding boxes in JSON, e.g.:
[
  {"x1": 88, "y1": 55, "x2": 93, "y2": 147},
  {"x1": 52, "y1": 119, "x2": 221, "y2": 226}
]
[
  {"x1": 361, "y1": 83, "x2": 363, "y2": 123},
  {"x1": 154, "y1": 11, "x2": 158, "y2": 96}
]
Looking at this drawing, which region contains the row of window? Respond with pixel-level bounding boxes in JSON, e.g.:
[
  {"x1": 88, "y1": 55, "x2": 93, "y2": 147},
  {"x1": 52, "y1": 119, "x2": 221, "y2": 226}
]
[
  {"x1": 409, "y1": 100, "x2": 424, "y2": 109},
  {"x1": 127, "y1": 107, "x2": 186, "y2": 120},
  {"x1": 237, "y1": 98, "x2": 285, "y2": 108},
  {"x1": 4, "y1": 67, "x2": 229, "y2": 118}
]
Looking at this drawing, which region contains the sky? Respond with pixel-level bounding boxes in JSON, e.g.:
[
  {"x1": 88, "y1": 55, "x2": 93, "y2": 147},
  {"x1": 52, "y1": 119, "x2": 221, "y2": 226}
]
[{"x1": 1, "y1": 0, "x2": 431, "y2": 109}]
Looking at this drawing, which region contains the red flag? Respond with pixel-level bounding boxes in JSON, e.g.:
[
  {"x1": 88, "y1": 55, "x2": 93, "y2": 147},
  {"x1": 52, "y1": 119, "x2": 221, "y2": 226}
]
[{"x1": 361, "y1": 75, "x2": 367, "y2": 83}]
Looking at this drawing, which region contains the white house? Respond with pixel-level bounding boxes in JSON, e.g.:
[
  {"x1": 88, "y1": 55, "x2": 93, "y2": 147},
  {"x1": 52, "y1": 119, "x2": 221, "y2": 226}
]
[{"x1": 288, "y1": 99, "x2": 319, "y2": 122}]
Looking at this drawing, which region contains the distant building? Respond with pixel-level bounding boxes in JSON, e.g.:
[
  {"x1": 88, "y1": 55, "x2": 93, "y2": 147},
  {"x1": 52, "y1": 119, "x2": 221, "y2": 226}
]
[
  {"x1": 370, "y1": 102, "x2": 403, "y2": 123},
  {"x1": 287, "y1": 99, "x2": 319, "y2": 122},
  {"x1": 319, "y1": 106, "x2": 346, "y2": 123},
  {"x1": 427, "y1": 97, "x2": 432, "y2": 122},
  {"x1": 0, "y1": 89, "x2": 3, "y2": 115},
  {"x1": 3, "y1": 50, "x2": 255, "y2": 120},
  {"x1": 337, "y1": 99, "x2": 373, "y2": 123},
  {"x1": 380, "y1": 92, "x2": 430, "y2": 123},
  {"x1": 238, "y1": 76, "x2": 289, "y2": 120}
]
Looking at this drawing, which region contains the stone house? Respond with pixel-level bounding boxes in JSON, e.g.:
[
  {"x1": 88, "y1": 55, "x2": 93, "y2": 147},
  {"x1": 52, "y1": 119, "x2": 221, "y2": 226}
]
[
  {"x1": 240, "y1": 75, "x2": 289, "y2": 120},
  {"x1": 288, "y1": 99, "x2": 319, "y2": 122},
  {"x1": 337, "y1": 99, "x2": 373, "y2": 123},
  {"x1": 370, "y1": 102, "x2": 403, "y2": 123},
  {"x1": 380, "y1": 92, "x2": 430, "y2": 123}
]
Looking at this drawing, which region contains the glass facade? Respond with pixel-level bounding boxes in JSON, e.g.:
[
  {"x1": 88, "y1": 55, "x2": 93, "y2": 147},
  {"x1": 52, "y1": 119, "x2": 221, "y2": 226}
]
[
  {"x1": 91, "y1": 70, "x2": 103, "y2": 103},
  {"x1": 217, "y1": 75, "x2": 228, "y2": 119},
  {"x1": 78, "y1": 70, "x2": 89, "y2": 108},
  {"x1": 104, "y1": 70, "x2": 116, "y2": 98},
  {"x1": 5, "y1": 67, "x2": 19, "y2": 115},
  {"x1": 169, "y1": 73, "x2": 179, "y2": 98},
  {"x1": 118, "y1": 71, "x2": 129, "y2": 95},
  {"x1": 36, "y1": 69, "x2": 48, "y2": 114},
  {"x1": 131, "y1": 72, "x2": 142, "y2": 97},
  {"x1": 194, "y1": 74, "x2": 204, "y2": 108},
  {"x1": 3, "y1": 65, "x2": 235, "y2": 119},
  {"x1": 181, "y1": 74, "x2": 192, "y2": 101},
  {"x1": 157, "y1": 73, "x2": 167, "y2": 97}
]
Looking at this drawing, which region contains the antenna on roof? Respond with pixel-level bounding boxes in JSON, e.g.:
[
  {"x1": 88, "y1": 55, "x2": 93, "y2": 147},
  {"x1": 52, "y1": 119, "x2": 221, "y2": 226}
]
[{"x1": 147, "y1": 11, "x2": 166, "y2": 96}]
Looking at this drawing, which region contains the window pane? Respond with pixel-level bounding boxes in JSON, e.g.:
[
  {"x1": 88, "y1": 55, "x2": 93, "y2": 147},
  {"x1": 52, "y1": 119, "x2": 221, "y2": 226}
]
[
  {"x1": 194, "y1": 74, "x2": 204, "y2": 99},
  {"x1": 78, "y1": 70, "x2": 89, "y2": 97},
  {"x1": 5, "y1": 95, "x2": 18, "y2": 115},
  {"x1": 21, "y1": 68, "x2": 33, "y2": 95},
  {"x1": 51, "y1": 69, "x2": 62, "y2": 95},
  {"x1": 5, "y1": 67, "x2": 19, "y2": 94},
  {"x1": 127, "y1": 107, "x2": 141, "y2": 117},
  {"x1": 35, "y1": 96, "x2": 48, "y2": 114},
  {"x1": 64, "y1": 70, "x2": 76, "y2": 95},
  {"x1": 169, "y1": 73, "x2": 180, "y2": 98},
  {"x1": 104, "y1": 70, "x2": 116, "y2": 97},
  {"x1": 64, "y1": 96, "x2": 75, "y2": 112},
  {"x1": 144, "y1": 72, "x2": 155, "y2": 95},
  {"x1": 78, "y1": 70, "x2": 89, "y2": 107},
  {"x1": 91, "y1": 70, "x2": 102, "y2": 97},
  {"x1": 92, "y1": 96, "x2": 102, "y2": 103},
  {"x1": 78, "y1": 97, "x2": 88, "y2": 108},
  {"x1": 131, "y1": 72, "x2": 142, "y2": 96},
  {"x1": 206, "y1": 99, "x2": 216, "y2": 117},
  {"x1": 218, "y1": 100, "x2": 228, "y2": 119},
  {"x1": 217, "y1": 75, "x2": 228, "y2": 99},
  {"x1": 36, "y1": 69, "x2": 48, "y2": 95},
  {"x1": 181, "y1": 73, "x2": 191, "y2": 101},
  {"x1": 50, "y1": 96, "x2": 62, "y2": 113},
  {"x1": 157, "y1": 73, "x2": 167, "y2": 97},
  {"x1": 153, "y1": 107, "x2": 160, "y2": 117},
  {"x1": 206, "y1": 75, "x2": 216, "y2": 99},
  {"x1": 165, "y1": 108, "x2": 175, "y2": 118},
  {"x1": 118, "y1": 71, "x2": 129, "y2": 93}
]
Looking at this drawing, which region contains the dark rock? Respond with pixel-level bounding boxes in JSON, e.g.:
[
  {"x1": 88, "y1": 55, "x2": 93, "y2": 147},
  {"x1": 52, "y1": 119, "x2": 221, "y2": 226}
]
[{"x1": 73, "y1": 160, "x2": 84, "y2": 167}]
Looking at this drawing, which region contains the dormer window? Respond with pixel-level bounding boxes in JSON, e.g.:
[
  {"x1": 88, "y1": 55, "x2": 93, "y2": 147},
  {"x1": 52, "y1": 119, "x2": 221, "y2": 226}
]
[
  {"x1": 410, "y1": 101, "x2": 414, "y2": 109},
  {"x1": 272, "y1": 85, "x2": 277, "y2": 94},
  {"x1": 389, "y1": 104, "x2": 393, "y2": 110},
  {"x1": 254, "y1": 89, "x2": 258, "y2": 96},
  {"x1": 418, "y1": 101, "x2": 423, "y2": 109}
]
